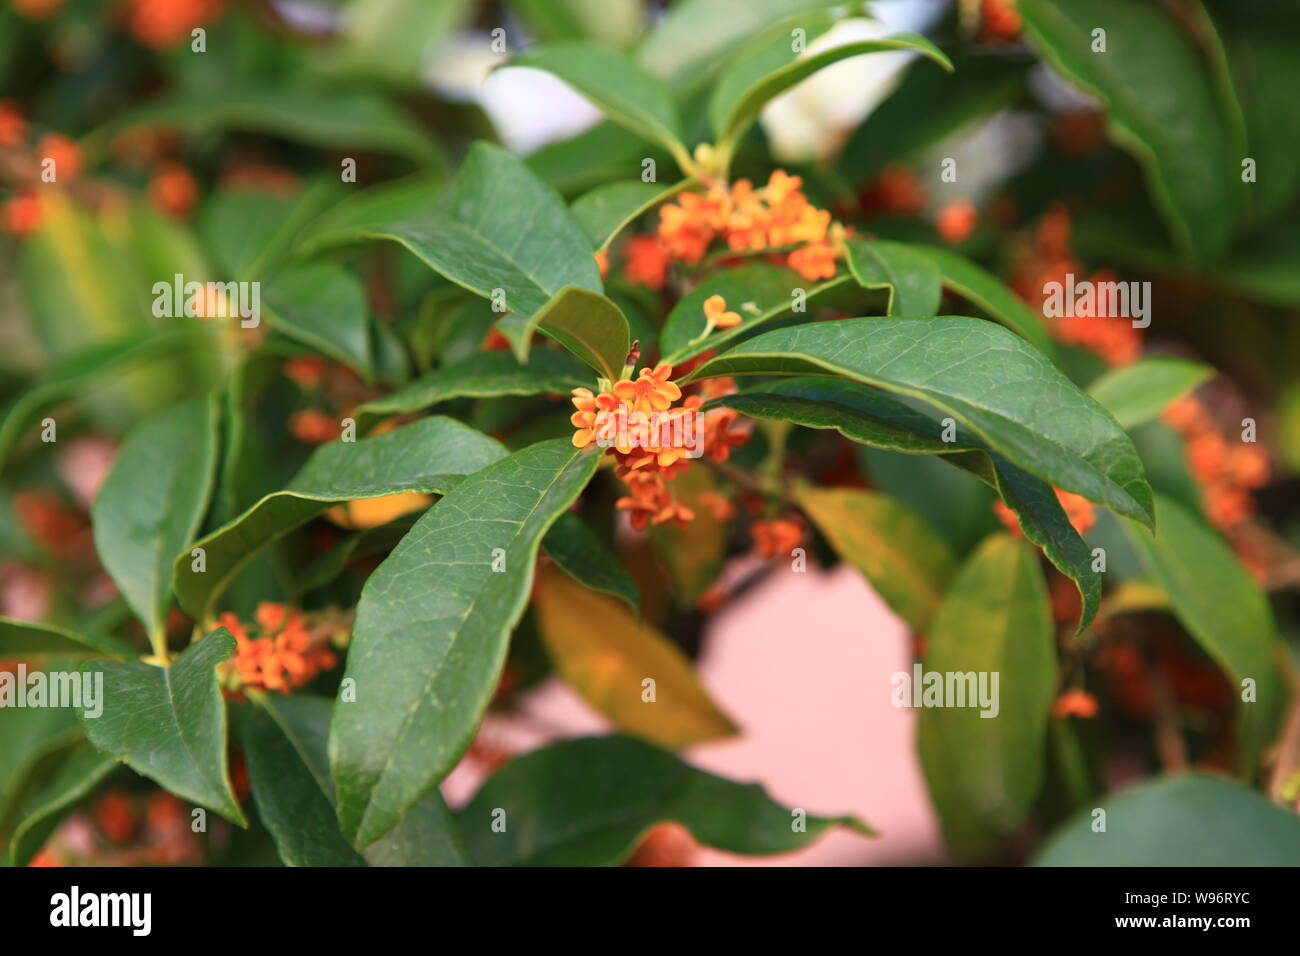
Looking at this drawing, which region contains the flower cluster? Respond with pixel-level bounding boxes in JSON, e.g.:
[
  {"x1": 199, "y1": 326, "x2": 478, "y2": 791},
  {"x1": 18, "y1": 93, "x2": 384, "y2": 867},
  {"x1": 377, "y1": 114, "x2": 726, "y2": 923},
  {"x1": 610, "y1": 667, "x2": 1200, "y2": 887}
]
[
  {"x1": 1162, "y1": 396, "x2": 1269, "y2": 531},
  {"x1": 622, "y1": 170, "x2": 848, "y2": 290},
  {"x1": 750, "y1": 516, "x2": 805, "y2": 560},
  {"x1": 571, "y1": 362, "x2": 749, "y2": 530},
  {"x1": 125, "y1": 0, "x2": 226, "y2": 49},
  {"x1": 0, "y1": 100, "x2": 83, "y2": 237},
  {"x1": 1014, "y1": 205, "x2": 1142, "y2": 366},
  {"x1": 217, "y1": 602, "x2": 340, "y2": 694}
]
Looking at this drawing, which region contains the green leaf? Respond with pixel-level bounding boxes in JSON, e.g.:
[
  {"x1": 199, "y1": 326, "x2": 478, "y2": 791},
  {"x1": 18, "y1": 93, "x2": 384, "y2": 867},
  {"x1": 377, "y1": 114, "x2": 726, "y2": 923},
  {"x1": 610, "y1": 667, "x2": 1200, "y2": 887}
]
[
  {"x1": 329, "y1": 439, "x2": 601, "y2": 849},
  {"x1": 0, "y1": 706, "x2": 82, "y2": 840},
  {"x1": 845, "y1": 239, "x2": 942, "y2": 317},
  {"x1": 362, "y1": 789, "x2": 472, "y2": 866},
  {"x1": 915, "y1": 245, "x2": 1055, "y2": 356},
  {"x1": 1034, "y1": 774, "x2": 1300, "y2": 866},
  {"x1": 0, "y1": 619, "x2": 135, "y2": 661},
  {"x1": 711, "y1": 32, "x2": 951, "y2": 147},
  {"x1": 0, "y1": 330, "x2": 208, "y2": 469},
  {"x1": 683, "y1": 318, "x2": 1155, "y2": 527},
  {"x1": 796, "y1": 486, "x2": 957, "y2": 632},
  {"x1": 354, "y1": 142, "x2": 601, "y2": 321},
  {"x1": 3, "y1": 742, "x2": 117, "y2": 867},
  {"x1": 717, "y1": 378, "x2": 1101, "y2": 630},
  {"x1": 640, "y1": 0, "x2": 842, "y2": 90},
  {"x1": 1121, "y1": 493, "x2": 1285, "y2": 772},
  {"x1": 918, "y1": 534, "x2": 1056, "y2": 855},
  {"x1": 79, "y1": 628, "x2": 245, "y2": 826},
  {"x1": 542, "y1": 512, "x2": 639, "y2": 613},
  {"x1": 353, "y1": 349, "x2": 588, "y2": 432},
  {"x1": 201, "y1": 183, "x2": 338, "y2": 280},
  {"x1": 837, "y1": 51, "x2": 1029, "y2": 183},
  {"x1": 509, "y1": 43, "x2": 689, "y2": 164},
  {"x1": 109, "y1": 85, "x2": 444, "y2": 167},
  {"x1": 499, "y1": 286, "x2": 630, "y2": 379},
  {"x1": 570, "y1": 180, "x2": 687, "y2": 251},
  {"x1": 1087, "y1": 357, "x2": 1213, "y2": 429},
  {"x1": 238, "y1": 696, "x2": 366, "y2": 867},
  {"x1": 174, "y1": 416, "x2": 505, "y2": 622},
  {"x1": 660, "y1": 262, "x2": 851, "y2": 365},
  {"x1": 92, "y1": 395, "x2": 221, "y2": 645},
  {"x1": 1019, "y1": 0, "x2": 1240, "y2": 260},
  {"x1": 458, "y1": 735, "x2": 870, "y2": 865},
  {"x1": 262, "y1": 261, "x2": 375, "y2": 381},
  {"x1": 510, "y1": 0, "x2": 646, "y2": 48},
  {"x1": 533, "y1": 566, "x2": 735, "y2": 748},
  {"x1": 295, "y1": 175, "x2": 442, "y2": 256}
]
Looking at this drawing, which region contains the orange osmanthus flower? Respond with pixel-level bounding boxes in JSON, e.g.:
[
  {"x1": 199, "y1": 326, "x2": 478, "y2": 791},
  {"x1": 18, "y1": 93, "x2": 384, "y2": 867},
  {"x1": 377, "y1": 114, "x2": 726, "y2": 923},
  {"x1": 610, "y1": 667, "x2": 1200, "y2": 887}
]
[
  {"x1": 36, "y1": 133, "x2": 82, "y2": 181},
  {"x1": 218, "y1": 603, "x2": 338, "y2": 695},
  {"x1": 624, "y1": 235, "x2": 672, "y2": 289},
  {"x1": 1052, "y1": 688, "x2": 1098, "y2": 719},
  {"x1": 0, "y1": 100, "x2": 27, "y2": 147},
  {"x1": 751, "y1": 516, "x2": 804, "y2": 559}
]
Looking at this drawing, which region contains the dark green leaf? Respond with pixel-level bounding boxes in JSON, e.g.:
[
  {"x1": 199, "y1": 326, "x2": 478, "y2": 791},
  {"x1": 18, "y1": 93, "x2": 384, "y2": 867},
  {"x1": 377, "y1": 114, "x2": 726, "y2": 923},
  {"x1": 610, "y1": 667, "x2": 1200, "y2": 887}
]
[
  {"x1": 174, "y1": 416, "x2": 505, "y2": 622},
  {"x1": 458, "y1": 735, "x2": 871, "y2": 865},
  {"x1": 3, "y1": 742, "x2": 117, "y2": 867},
  {"x1": 845, "y1": 239, "x2": 941, "y2": 317},
  {"x1": 0, "y1": 619, "x2": 135, "y2": 661},
  {"x1": 711, "y1": 32, "x2": 951, "y2": 147},
  {"x1": 239, "y1": 695, "x2": 366, "y2": 867},
  {"x1": 1019, "y1": 0, "x2": 1240, "y2": 260},
  {"x1": 915, "y1": 245, "x2": 1055, "y2": 356},
  {"x1": 918, "y1": 534, "x2": 1056, "y2": 855},
  {"x1": 509, "y1": 43, "x2": 688, "y2": 163},
  {"x1": 79, "y1": 628, "x2": 245, "y2": 825},
  {"x1": 354, "y1": 349, "x2": 588, "y2": 432},
  {"x1": 570, "y1": 180, "x2": 686, "y2": 251},
  {"x1": 330, "y1": 440, "x2": 601, "y2": 849},
  {"x1": 499, "y1": 286, "x2": 630, "y2": 379},
  {"x1": 363, "y1": 789, "x2": 472, "y2": 866},
  {"x1": 542, "y1": 512, "x2": 639, "y2": 613},
  {"x1": 1035, "y1": 774, "x2": 1300, "y2": 866},
  {"x1": 92, "y1": 396, "x2": 220, "y2": 644},
  {"x1": 354, "y1": 143, "x2": 601, "y2": 321},
  {"x1": 262, "y1": 262, "x2": 375, "y2": 381},
  {"x1": 683, "y1": 318, "x2": 1155, "y2": 527}
]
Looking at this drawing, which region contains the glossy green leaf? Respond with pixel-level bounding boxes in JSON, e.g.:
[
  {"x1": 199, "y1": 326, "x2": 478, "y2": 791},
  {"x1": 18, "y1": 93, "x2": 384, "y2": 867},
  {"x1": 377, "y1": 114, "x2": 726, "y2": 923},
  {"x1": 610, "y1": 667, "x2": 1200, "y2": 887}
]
[
  {"x1": 1035, "y1": 774, "x2": 1300, "y2": 866},
  {"x1": 570, "y1": 180, "x2": 687, "y2": 251},
  {"x1": 918, "y1": 535, "x2": 1056, "y2": 855},
  {"x1": 354, "y1": 349, "x2": 588, "y2": 432},
  {"x1": 0, "y1": 706, "x2": 82, "y2": 838},
  {"x1": 660, "y1": 262, "x2": 851, "y2": 364},
  {"x1": 458, "y1": 735, "x2": 870, "y2": 865},
  {"x1": 353, "y1": 143, "x2": 602, "y2": 322},
  {"x1": 499, "y1": 286, "x2": 630, "y2": 379},
  {"x1": 330, "y1": 439, "x2": 601, "y2": 849},
  {"x1": 845, "y1": 239, "x2": 941, "y2": 317},
  {"x1": 509, "y1": 43, "x2": 688, "y2": 163},
  {"x1": 717, "y1": 378, "x2": 1101, "y2": 629},
  {"x1": 797, "y1": 486, "x2": 957, "y2": 632},
  {"x1": 295, "y1": 175, "x2": 442, "y2": 256},
  {"x1": 1087, "y1": 357, "x2": 1213, "y2": 429},
  {"x1": 915, "y1": 245, "x2": 1055, "y2": 356},
  {"x1": 92, "y1": 396, "x2": 220, "y2": 645},
  {"x1": 0, "y1": 619, "x2": 135, "y2": 661},
  {"x1": 262, "y1": 262, "x2": 375, "y2": 381},
  {"x1": 239, "y1": 696, "x2": 366, "y2": 867},
  {"x1": 174, "y1": 416, "x2": 505, "y2": 622},
  {"x1": 711, "y1": 32, "x2": 951, "y2": 146},
  {"x1": 542, "y1": 512, "x2": 639, "y2": 613},
  {"x1": 683, "y1": 318, "x2": 1154, "y2": 527},
  {"x1": 640, "y1": 0, "x2": 841, "y2": 90},
  {"x1": 362, "y1": 789, "x2": 472, "y2": 867},
  {"x1": 1121, "y1": 493, "x2": 1285, "y2": 772},
  {"x1": 78, "y1": 628, "x2": 245, "y2": 826},
  {"x1": 3, "y1": 742, "x2": 117, "y2": 867},
  {"x1": 510, "y1": 0, "x2": 646, "y2": 48},
  {"x1": 1019, "y1": 0, "x2": 1240, "y2": 260}
]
